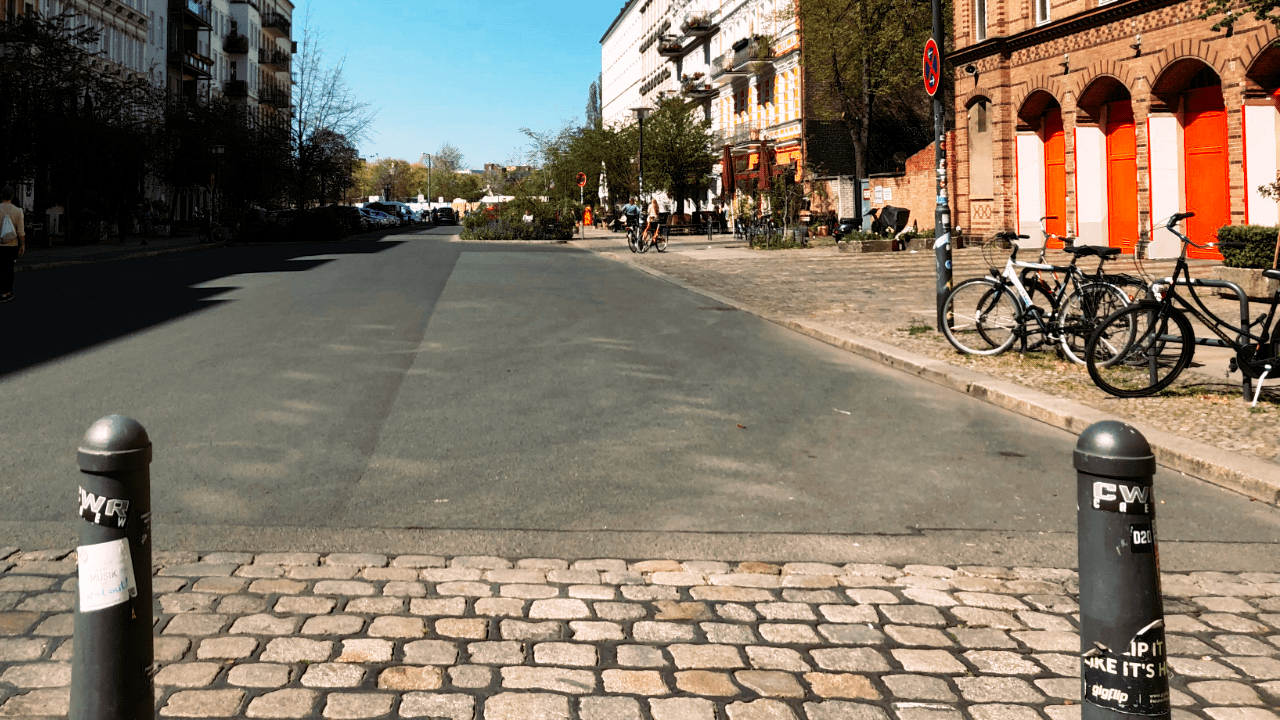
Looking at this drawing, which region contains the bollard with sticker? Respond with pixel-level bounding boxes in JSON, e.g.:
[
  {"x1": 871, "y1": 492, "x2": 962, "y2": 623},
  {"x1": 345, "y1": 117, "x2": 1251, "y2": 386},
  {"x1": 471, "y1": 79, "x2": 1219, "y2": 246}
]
[
  {"x1": 70, "y1": 415, "x2": 155, "y2": 720},
  {"x1": 1075, "y1": 420, "x2": 1169, "y2": 720}
]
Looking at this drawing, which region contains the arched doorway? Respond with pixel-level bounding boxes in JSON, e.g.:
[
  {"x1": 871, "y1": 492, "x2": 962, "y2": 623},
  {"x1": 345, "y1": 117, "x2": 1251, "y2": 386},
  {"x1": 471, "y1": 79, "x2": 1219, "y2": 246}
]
[
  {"x1": 1043, "y1": 107, "x2": 1067, "y2": 247},
  {"x1": 1182, "y1": 66, "x2": 1230, "y2": 260},
  {"x1": 1103, "y1": 87, "x2": 1140, "y2": 253}
]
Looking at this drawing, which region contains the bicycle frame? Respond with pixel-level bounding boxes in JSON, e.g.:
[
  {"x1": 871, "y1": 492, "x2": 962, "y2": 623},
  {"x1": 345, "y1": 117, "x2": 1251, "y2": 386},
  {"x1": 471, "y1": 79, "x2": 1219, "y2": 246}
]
[
  {"x1": 994, "y1": 245, "x2": 1091, "y2": 351},
  {"x1": 1142, "y1": 217, "x2": 1280, "y2": 398}
]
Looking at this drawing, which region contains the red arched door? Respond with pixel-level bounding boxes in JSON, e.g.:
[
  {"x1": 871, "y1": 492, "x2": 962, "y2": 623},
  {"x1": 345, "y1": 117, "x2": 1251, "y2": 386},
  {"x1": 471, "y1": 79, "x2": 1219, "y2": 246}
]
[
  {"x1": 1105, "y1": 101, "x2": 1139, "y2": 253},
  {"x1": 1043, "y1": 109, "x2": 1067, "y2": 248},
  {"x1": 1183, "y1": 85, "x2": 1229, "y2": 260}
]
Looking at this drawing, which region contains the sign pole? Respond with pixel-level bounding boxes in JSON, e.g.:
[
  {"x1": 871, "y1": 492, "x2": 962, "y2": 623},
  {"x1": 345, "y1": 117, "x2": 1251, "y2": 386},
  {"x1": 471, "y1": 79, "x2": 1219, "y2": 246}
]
[{"x1": 926, "y1": 9, "x2": 952, "y2": 331}]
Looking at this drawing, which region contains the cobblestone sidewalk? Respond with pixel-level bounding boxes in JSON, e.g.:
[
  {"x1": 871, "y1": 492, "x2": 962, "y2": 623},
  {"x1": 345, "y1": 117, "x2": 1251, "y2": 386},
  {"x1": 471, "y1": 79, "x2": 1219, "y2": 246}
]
[
  {"x1": 573, "y1": 229, "x2": 1280, "y2": 469},
  {"x1": 1, "y1": 548, "x2": 1278, "y2": 719}
]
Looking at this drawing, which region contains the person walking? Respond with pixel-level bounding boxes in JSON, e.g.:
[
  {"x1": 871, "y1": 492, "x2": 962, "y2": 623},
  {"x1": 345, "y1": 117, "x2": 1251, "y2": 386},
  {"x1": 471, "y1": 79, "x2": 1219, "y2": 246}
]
[{"x1": 0, "y1": 185, "x2": 26, "y2": 303}]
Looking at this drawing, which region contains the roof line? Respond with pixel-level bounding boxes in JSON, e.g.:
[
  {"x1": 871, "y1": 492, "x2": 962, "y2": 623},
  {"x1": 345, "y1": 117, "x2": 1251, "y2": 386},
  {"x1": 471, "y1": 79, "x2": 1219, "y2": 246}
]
[{"x1": 600, "y1": 0, "x2": 640, "y2": 45}]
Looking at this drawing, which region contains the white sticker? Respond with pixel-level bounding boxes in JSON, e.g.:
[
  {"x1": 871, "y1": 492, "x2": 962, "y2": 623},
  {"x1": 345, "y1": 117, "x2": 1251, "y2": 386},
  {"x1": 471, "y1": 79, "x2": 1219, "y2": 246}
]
[{"x1": 78, "y1": 538, "x2": 138, "y2": 612}]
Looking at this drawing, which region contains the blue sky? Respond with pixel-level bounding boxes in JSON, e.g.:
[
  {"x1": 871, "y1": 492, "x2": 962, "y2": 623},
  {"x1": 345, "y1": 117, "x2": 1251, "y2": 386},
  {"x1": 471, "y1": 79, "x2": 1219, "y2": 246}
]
[{"x1": 293, "y1": 0, "x2": 623, "y2": 170}]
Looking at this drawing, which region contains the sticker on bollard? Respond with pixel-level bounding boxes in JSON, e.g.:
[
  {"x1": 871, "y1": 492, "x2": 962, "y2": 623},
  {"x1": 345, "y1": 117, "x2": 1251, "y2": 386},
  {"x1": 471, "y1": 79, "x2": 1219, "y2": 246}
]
[
  {"x1": 77, "y1": 538, "x2": 138, "y2": 611},
  {"x1": 1090, "y1": 480, "x2": 1153, "y2": 515},
  {"x1": 1082, "y1": 620, "x2": 1170, "y2": 715},
  {"x1": 78, "y1": 486, "x2": 131, "y2": 528}
]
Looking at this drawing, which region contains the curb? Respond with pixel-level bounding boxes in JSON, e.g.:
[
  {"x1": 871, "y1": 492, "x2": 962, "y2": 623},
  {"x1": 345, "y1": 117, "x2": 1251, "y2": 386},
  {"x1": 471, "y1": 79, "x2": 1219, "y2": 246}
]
[
  {"x1": 572, "y1": 239, "x2": 1280, "y2": 505},
  {"x1": 16, "y1": 241, "x2": 224, "y2": 272}
]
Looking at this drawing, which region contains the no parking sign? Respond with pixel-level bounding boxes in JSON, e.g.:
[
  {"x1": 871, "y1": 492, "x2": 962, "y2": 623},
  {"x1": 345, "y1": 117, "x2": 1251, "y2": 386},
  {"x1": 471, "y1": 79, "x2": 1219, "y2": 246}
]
[{"x1": 923, "y1": 38, "x2": 941, "y2": 97}]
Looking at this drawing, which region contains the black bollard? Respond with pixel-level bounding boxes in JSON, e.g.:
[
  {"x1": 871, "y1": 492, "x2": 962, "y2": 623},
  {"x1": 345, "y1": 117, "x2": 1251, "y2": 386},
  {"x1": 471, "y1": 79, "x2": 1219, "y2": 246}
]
[
  {"x1": 71, "y1": 415, "x2": 155, "y2": 720},
  {"x1": 1075, "y1": 420, "x2": 1169, "y2": 720}
]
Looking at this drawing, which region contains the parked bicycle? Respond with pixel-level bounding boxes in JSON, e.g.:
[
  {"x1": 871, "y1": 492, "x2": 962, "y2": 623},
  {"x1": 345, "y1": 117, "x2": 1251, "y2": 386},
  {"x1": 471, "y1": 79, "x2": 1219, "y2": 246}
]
[
  {"x1": 1084, "y1": 212, "x2": 1278, "y2": 403},
  {"x1": 939, "y1": 229, "x2": 1131, "y2": 363}
]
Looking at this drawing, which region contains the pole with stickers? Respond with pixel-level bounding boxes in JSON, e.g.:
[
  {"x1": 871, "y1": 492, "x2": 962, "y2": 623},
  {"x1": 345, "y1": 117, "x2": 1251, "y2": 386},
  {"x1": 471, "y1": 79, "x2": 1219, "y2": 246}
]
[
  {"x1": 1075, "y1": 421, "x2": 1170, "y2": 720},
  {"x1": 71, "y1": 415, "x2": 155, "y2": 720}
]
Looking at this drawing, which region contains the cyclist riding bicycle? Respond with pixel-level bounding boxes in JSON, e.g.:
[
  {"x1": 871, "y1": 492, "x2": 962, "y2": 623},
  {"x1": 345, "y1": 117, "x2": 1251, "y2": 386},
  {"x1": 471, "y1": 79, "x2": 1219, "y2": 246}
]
[
  {"x1": 643, "y1": 197, "x2": 661, "y2": 245},
  {"x1": 621, "y1": 198, "x2": 642, "y2": 231}
]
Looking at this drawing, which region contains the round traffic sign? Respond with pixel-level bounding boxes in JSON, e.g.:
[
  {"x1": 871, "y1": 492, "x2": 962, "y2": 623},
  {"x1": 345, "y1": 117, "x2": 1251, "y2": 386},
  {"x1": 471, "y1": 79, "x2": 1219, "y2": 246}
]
[
  {"x1": 576, "y1": 172, "x2": 587, "y2": 187},
  {"x1": 923, "y1": 38, "x2": 941, "y2": 97}
]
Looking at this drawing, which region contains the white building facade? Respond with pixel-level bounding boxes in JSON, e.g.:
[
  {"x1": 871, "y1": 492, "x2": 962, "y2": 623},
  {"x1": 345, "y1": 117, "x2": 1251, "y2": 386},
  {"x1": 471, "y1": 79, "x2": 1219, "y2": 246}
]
[{"x1": 602, "y1": 0, "x2": 850, "y2": 214}]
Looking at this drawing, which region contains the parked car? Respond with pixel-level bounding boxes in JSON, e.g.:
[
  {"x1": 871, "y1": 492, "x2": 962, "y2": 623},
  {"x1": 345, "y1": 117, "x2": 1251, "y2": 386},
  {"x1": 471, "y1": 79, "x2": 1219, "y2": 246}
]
[
  {"x1": 364, "y1": 209, "x2": 396, "y2": 227},
  {"x1": 431, "y1": 207, "x2": 457, "y2": 225},
  {"x1": 326, "y1": 205, "x2": 372, "y2": 232}
]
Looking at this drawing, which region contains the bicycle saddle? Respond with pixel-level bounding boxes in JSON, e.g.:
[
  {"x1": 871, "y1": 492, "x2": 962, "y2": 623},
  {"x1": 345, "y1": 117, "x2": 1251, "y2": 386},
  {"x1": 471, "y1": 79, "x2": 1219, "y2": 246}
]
[{"x1": 1063, "y1": 245, "x2": 1122, "y2": 259}]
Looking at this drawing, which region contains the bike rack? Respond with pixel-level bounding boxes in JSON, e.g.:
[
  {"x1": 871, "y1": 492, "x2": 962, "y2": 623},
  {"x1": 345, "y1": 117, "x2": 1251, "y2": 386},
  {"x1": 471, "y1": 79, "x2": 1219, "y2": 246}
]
[{"x1": 1152, "y1": 277, "x2": 1255, "y2": 399}]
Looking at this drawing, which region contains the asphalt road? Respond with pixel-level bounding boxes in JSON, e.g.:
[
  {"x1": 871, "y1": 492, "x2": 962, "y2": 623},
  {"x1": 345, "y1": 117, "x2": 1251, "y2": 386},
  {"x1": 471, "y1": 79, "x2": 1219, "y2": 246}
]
[{"x1": 1, "y1": 227, "x2": 1277, "y2": 568}]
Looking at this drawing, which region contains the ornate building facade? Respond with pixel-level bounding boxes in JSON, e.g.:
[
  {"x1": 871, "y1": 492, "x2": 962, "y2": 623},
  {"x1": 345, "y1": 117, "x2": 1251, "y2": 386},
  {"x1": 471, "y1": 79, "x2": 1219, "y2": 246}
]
[{"x1": 950, "y1": 0, "x2": 1280, "y2": 259}]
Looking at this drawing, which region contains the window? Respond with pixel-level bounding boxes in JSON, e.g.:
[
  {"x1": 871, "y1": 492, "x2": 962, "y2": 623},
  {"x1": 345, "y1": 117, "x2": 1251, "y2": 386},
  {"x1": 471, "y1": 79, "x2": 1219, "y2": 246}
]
[
  {"x1": 1034, "y1": 0, "x2": 1050, "y2": 25},
  {"x1": 757, "y1": 75, "x2": 774, "y2": 107},
  {"x1": 967, "y1": 100, "x2": 994, "y2": 199},
  {"x1": 974, "y1": 0, "x2": 986, "y2": 40}
]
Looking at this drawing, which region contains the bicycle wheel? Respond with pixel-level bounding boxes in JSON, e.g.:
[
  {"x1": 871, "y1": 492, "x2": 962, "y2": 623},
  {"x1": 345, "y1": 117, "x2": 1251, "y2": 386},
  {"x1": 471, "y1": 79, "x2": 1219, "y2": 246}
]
[
  {"x1": 1058, "y1": 282, "x2": 1129, "y2": 364},
  {"x1": 1085, "y1": 302, "x2": 1194, "y2": 397},
  {"x1": 940, "y1": 278, "x2": 1020, "y2": 355},
  {"x1": 627, "y1": 229, "x2": 639, "y2": 253},
  {"x1": 656, "y1": 229, "x2": 668, "y2": 252},
  {"x1": 637, "y1": 233, "x2": 649, "y2": 253}
]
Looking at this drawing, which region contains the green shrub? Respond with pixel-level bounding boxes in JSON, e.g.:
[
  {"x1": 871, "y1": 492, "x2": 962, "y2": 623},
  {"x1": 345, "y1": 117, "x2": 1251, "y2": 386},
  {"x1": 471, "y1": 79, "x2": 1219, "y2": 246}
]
[
  {"x1": 1218, "y1": 225, "x2": 1279, "y2": 269},
  {"x1": 461, "y1": 200, "x2": 576, "y2": 241}
]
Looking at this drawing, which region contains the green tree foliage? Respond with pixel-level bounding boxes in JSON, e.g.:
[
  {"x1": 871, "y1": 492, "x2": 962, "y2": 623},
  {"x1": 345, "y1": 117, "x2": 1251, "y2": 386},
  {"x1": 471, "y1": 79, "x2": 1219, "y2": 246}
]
[
  {"x1": 521, "y1": 122, "x2": 639, "y2": 212},
  {"x1": 797, "y1": 0, "x2": 939, "y2": 177},
  {"x1": 1201, "y1": 0, "x2": 1280, "y2": 29},
  {"x1": 291, "y1": 12, "x2": 377, "y2": 207},
  {"x1": 640, "y1": 98, "x2": 717, "y2": 214},
  {"x1": 0, "y1": 11, "x2": 162, "y2": 233}
]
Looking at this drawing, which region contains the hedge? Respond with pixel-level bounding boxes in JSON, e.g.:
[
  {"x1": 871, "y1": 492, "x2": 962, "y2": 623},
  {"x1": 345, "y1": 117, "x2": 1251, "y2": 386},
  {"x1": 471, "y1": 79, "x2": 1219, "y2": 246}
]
[{"x1": 1217, "y1": 225, "x2": 1279, "y2": 269}]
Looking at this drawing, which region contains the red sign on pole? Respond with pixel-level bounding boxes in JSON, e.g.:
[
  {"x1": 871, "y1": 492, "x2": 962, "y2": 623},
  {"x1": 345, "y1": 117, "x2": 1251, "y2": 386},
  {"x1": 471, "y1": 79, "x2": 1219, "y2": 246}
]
[
  {"x1": 923, "y1": 38, "x2": 941, "y2": 97},
  {"x1": 576, "y1": 172, "x2": 587, "y2": 187}
]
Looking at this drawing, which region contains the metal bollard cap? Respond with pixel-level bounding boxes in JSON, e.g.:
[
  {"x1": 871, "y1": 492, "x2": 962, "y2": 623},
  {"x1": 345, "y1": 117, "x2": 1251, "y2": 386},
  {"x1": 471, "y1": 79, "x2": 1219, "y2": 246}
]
[
  {"x1": 1073, "y1": 420, "x2": 1155, "y2": 478},
  {"x1": 78, "y1": 415, "x2": 152, "y2": 473}
]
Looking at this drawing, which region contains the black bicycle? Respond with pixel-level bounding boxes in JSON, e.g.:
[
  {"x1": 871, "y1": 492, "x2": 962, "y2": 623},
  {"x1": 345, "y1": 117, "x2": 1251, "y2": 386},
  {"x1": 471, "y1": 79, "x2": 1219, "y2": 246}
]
[
  {"x1": 1084, "y1": 212, "x2": 1278, "y2": 402},
  {"x1": 625, "y1": 219, "x2": 641, "y2": 253}
]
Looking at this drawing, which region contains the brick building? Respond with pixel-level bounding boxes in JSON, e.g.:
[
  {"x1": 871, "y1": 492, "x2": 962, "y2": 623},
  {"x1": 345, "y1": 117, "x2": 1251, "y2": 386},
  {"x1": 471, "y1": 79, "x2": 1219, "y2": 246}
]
[{"x1": 949, "y1": 0, "x2": 1280, "y2": 259}]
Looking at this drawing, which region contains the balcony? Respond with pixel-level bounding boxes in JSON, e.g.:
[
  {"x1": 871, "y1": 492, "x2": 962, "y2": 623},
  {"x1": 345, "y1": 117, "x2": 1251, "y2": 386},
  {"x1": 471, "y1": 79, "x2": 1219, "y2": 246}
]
[
  {"x1": 169, "y1": 0, "x2": 211, "y2": 28},
  {"x1": 167, "y1": 49, "x2": 212, "y2": 77},
  {"x1": 732, "y1": 36, "x2": 772, "y2": 73},
  {"x1": 262, "y1": 10, "x2": 290, "y2": 37},
  {"x1": 224, "y1": 32, "x2": 248, "y2": 54},
  {"x1": 681, "y1": 76, "x2": 715, "y2": 100},
  {"x1": 656, "y1": 35, "x2": 684, "y2": 57},
  {"x1": 230, "y1": 0, "x2": 259, "y2": 11},
  {"x1": 681, "y1": 12, "x2": 716, "y2": 36},
  {"x1": 711, "y1": 53, "x2": 747, "y2": 84},
  {"x1": 259, "y1": 47, "x2": 289, "y2": 70},
  {"x1": 224, "y1": 79, "x2": 248, "y2": 97},
  {"x1": 260, "y1": 86, "x2": 289, "y2": 108}
]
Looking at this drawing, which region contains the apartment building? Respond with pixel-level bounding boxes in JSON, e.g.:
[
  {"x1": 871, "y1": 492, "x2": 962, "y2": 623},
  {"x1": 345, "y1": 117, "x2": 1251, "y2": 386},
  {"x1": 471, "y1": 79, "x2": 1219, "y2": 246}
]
[
  {"x1": 601, "y1": 0, "x2": 853, "y2": 210},
  {"x1": 950, "y1": 0, "x2": 1280, "y2": 259}
]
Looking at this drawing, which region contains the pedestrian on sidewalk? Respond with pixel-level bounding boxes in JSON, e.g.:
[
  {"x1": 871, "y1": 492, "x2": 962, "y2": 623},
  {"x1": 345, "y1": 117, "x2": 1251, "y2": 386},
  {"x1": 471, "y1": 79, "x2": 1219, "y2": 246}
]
[
  {"x1": 0, "y1": 185, "x2": 26, "y2": 303},
  {"x1": 116, "y1": 202, "x2": 133, "y2": 245}
]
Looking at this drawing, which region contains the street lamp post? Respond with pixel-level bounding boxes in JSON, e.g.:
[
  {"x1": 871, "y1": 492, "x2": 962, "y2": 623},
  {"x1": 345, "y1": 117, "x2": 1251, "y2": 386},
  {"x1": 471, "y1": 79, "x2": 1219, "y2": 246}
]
[
  {"x1": 631, "y1": 106, "x2": 653, "y2": 199},
  {"x1": 209, "y1": 144, "x2": 225, "y2": 243}
]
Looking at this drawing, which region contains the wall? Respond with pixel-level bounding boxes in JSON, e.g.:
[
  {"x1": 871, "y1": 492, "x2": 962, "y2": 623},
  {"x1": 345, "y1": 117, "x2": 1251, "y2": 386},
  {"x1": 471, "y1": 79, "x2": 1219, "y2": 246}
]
[{"x1": 866, "y1": 135, "x2": 958, "y2": 234}]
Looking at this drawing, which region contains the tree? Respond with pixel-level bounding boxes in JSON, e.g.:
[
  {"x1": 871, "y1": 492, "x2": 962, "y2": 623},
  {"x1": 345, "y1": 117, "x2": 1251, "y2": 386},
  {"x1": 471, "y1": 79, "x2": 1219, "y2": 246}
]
[
  {"x1": 291, "y1": 11, "x2": 378, "y2": 206},
  {"x1": 642, "y1": 98, "x2": 717, "y2": 214},
  {"x1": 586, "y1": 76, "x2": 603, "y2": 131},
  {"x1": 1201, "y1": 0, "x2": 1280, "y2": 29},
  {"x1": 0, "y1": 11, "x2": 164, "y2": 239},
  {"x1": 796, "y1": 0, "x2": 938, "y2": 178},
  {"x1": 431, "y1": 142, "x2": 465, "y2": 175}
]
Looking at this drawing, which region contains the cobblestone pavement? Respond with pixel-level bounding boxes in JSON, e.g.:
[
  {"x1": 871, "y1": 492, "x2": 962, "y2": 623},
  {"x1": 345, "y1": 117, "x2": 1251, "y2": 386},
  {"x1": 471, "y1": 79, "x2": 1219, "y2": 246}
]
[
  {"x1": 2, "y1": 549, "x2": 1279, "y2": 719},
  {"x1": 574, "y1": 230, "x2": 1280, "y2": 467}
]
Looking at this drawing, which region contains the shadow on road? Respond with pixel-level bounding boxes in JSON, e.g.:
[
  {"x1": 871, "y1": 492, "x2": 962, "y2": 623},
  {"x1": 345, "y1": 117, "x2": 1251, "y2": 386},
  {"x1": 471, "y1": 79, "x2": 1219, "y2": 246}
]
[{"x1": 0, "y1": 237, "x2": 407, "y2": 380}]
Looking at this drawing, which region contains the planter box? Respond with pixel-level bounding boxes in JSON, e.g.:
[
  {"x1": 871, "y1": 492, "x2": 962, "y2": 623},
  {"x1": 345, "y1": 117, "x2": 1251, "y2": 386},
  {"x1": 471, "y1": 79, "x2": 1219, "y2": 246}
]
[
  {"x1": 1211, "y1": 266, "x2": 1280, "y2": 302},
  {"x1": 837, "y1": 239, "x2": 895, "y2": 253}
]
